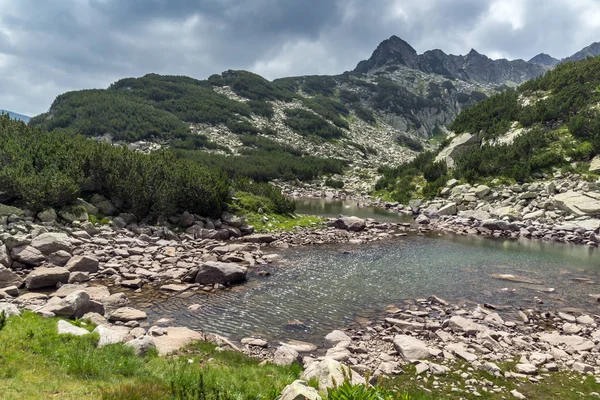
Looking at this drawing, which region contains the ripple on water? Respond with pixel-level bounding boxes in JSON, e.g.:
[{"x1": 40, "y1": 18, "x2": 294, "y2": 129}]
[{"x1": 136, "y1": 234, "x2": 600, "y2": 344}]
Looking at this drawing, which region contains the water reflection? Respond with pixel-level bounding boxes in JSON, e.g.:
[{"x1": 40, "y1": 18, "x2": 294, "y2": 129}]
[{"x1": 292, "y1": 197, "x2": 411, "y2": 223}]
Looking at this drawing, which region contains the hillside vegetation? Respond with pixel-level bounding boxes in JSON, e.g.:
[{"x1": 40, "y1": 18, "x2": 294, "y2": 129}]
[{"x1": 377, "y1": 57, "x2": 600, "y2": 203}]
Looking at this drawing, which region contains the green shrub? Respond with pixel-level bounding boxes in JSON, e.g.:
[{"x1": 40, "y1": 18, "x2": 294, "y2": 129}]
[
  {"x1": 325, "y1": 178, "x2": 345, "y2": 189},
  {"x1": 284, "y1": 108, "x2": 345, "y2": 140}
]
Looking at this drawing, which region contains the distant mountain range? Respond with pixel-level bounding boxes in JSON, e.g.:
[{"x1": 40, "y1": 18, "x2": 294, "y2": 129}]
[
  {"x1": 0, "y1": 110, "x2": 30, "y2": 123},
  {"x1": 355, "y1": 35, "x2": 600, "y2": 83}
]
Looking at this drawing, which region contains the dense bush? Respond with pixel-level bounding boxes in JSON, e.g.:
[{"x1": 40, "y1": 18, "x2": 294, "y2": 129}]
[
  {"x1": 325, "y1": 178, "x2": 345, "y2": 189},
  {"x1": 233, "y1": 179, "x2": 295, "y2": 214},
  {"x1": 284, "y1": 109, "x2": 345, "y2": 140},
  {"x1": 0, "y1": 115, "x2": 230, "y2": 218},
  {"x1": 174, "y1": 147, "x2": 346, "y2": 183},
  {"x1": 302, "y1": 96, "x2": 350, "y2": 129}
]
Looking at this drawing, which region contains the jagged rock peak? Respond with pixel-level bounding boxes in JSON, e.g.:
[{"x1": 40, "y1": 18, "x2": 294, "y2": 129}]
[
  {"x1": 354, "y1": 35, "x2": 418, "y2": 73},
  {"x1": 529, "y1": 53, "x2": 560, "y2": 67}
]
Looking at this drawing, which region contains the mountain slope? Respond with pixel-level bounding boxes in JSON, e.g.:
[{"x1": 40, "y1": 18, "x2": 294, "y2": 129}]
[
  {"x1": 376, "y1": 56, "x2": 600, "y2": 203},
  {"x1": 30, "y1": 37, "x2": 600, "y2": 193},
  {"x1": 0, "y1": 109, "x2": 30, "y2": 122},
  {"x1": 563, "y1": 42, "x2": 600, "y2": 63}
]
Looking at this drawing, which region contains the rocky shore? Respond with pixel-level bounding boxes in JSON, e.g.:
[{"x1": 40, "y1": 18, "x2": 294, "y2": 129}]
[
  {"x1": 1, "y1": 187, "x2": 600, "y2": 398},
  {"x1": 245, "y1": 297, "x2": 600, "y2": 399}
]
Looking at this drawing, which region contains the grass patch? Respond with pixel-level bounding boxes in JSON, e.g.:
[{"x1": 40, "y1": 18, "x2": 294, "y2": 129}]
[
  {"x1": 0, "y1": 312, "x2": 300, "y2": 399},
  {"x1": 245, "y1": 213, "x2": 325, "y2": 233}
]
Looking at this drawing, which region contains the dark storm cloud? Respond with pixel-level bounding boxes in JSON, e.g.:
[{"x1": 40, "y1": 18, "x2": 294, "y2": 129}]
[{"x1": 0, "y1": 0, "x2": 595, "y2": 116}]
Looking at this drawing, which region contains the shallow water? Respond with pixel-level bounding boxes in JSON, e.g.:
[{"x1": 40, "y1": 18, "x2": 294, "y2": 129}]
[
  {"x1": 292, "y1": 197, "x2": 411, "y2": 223},
  {"x1": 135, "y1": 233, "x2": 600, "y2": 344}
]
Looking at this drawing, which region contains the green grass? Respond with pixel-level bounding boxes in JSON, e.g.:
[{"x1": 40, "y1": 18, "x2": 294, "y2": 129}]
[
  {"x1": 0, "y1": 312, "x2": 300, "y2": 399},
  {"x1": 245, "y1": 212, "x2": 325, "y2": 233},
  {"x1": 381, "y1": 361, "x2": 600, "y2": 400}
]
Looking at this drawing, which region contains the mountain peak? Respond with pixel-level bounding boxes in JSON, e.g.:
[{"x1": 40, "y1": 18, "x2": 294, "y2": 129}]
[
  {"x1": 354, "y1": 35, "x2": 418, "y2": 73},
  {"x1": 528, "y1": 53, "x2": 559, "y2": 67}
]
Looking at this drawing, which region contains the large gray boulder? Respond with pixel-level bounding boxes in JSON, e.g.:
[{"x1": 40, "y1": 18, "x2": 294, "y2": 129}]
[
  {"x1": 194, "y1": 261, "x2": 247, "y2": 285},
  {"x1": 125, "y1": 335, "x2": 156, "y2": 356},
  {"x1": 273, "y1": 345, "x2": 301, "y2": 366},
  {"x1": 59, "y1": 208, "x2": 88, "y2": 223},
  {"x1": 65, "y1": 256, "x2": 99, "y2": 273},
  {"x1": 0, "y1": 303, "x2": 20, "y2": 317},
  {"x1": 554, "y1": 191, "x2": 600, "y2": 216},
  {"x1": 11, "y1": 245, "x2": 45, "y2": 266},
  {"x1": 0, "y1": 204, "x2": 24, "y2": 217},
  {"x1": 25, "y1": 267, "x2": 70, "y2": 290},
  {"x1": 152, "y1": 327, "x2": 204, "y2": 356},
  {"x1": 301, "y1": 358, "x2": 365, "y2": 393},
  {"x1": 0, "y1": 266, "x2": 22, "y2": 288},
  {"x1": 108, "y1": 307, "x2": 147, "y2": 322},
  {"x1": 393, "y1": 335, "x2": 431, "y2": 360},
  {"x1": 280, "y1": 380, "x2": 322, "y2": 400},
  {"x1": 438, "y1": 203, "x2": 457, "y2": 216},
  {"x1": 31, "y1": 232, "x2": 73, "y2": 254},
  {"x1": 44, "y1": 290, "x2": 102, "y2": 318},
  {"x1": 37, "y1": 208, "x2": 57, "y2": 222},
  {"x1": 330, "y1": 216, "x2": 366, "y2": 232},
  {"x1": 57, "y1": 320, "x2": 89, "y2": 336},
  {"x1": 90, "y1": 194, "x2": 118, "y2": 216},
  {"x1": 481, "y1": 219, "x2": 509, "y2": 231},
  {"x1": 0, "y1": 245, "x2": 11, "y2": 268},
  {"x1": 434, "y1": 133, "x2": 479, "y2": 168},
  {"x1": 94, "y1": 325, "x2": 132, "y2": 347}
]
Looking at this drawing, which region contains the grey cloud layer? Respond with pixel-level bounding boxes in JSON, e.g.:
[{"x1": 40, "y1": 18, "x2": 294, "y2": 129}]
[{"x1": 0, "y1": 0, "x2": 594, "y2": 116}]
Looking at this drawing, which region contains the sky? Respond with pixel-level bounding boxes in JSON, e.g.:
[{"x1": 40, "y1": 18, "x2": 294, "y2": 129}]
[{"x1": 0, "y1": 0, "x2": 598, "y2": 116}]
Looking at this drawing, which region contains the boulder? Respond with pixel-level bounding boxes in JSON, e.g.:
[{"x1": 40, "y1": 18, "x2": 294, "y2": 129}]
[
  {"x1": 65, "y1": 256, "x2": 99, "y2": 273},
  {"x1": 94, "y1": 325, "x2": 132, "y2": 347},
  {"x1": 90, "y1": 194, "x2": 118, "y2": 216},
  {"x1": 59, "y1": 208, "x2": 88, "y2": 223},
  {"x1": 458, "y1": 210, "x2": 491, "y2": 221},
  {"x1": 152, "y1": 326, "x2": 203, "y2": 356},
  {"x1": 325, "y1": 330, "x2": 351, "y2": 344},
  {"x1": 393, "y1": 335, "x2": 431, "y2": 360},
  {"x1": 25, "y1": 267, "x2": 70, "y2": 289},
  {"x1": 47, "y1": 250, "x2": 72, "y2": 266},
  {"x1": 125, "y1": 335, "x2": 156, "y2": 356},
  {"x1": 481, "y1": 219, "x2": 509, "y2": 231},
  {"x1": 37, "y1": 208, "x2": 57, "y2": 222},
  {"x1": 330, "y1": 216, "x2": 366, "y2": 232},
  {"x1": 0, "y1": 245, "x2": 11, "y2": 268},
  {"x1": 44, "y1": 290, "x2": 94, "y2": 318},
  {"x1": 447, "y1": 316, "x2": 487, "y2": 335},
  {"x1": 538, "y1": 333, "x2": 594, "y2": 352},
  {"x1": 242, "y1": 234, "x2": 276, "y2": 244},
  {"x1": 554, "y1": 191, "x2": 600, "y2": 216},
  {"x1": 273, "y1": 345, "x2": 301, "y2": 366},
  {"x1": 0, "y1": 204, "x2": 24, "y2": 217},
  {"x1": 415, "y1": 214, "x2": 430, "y2": 225},
  {"x1": 194, "y1": 261, "x2": 247, "y2": 285},
  {"x1": 57, "y1": 320, "x2": 89, "y2": 336},
  {"x1": 0, "y1": 302, "x2": 20, "y2": 317},
  {"x1": 0, "y1": 266, "x2": 22, "y2": 288},
  {"x1": 31, "y1": 232, "x2": 73, "y2": 254},
  {"x1": 221, "y1": 212, "x2": 244, "y2": 228},
  {"x1": 108, "y1": 307, "x2": 147, "y2": 322},
  {"x1": 74, "y1": 198, "x2": 98, "y2": 214},
  {"x1": 11, "y1": 245, "x2": 45, "y2": 266},
  {"x1": 475, "y1": 185, "x2": 491, "y2": 198},
  {"x1": 438, "y1": 203, "x2": 457, "y2": 216},
  {"x1": 434, "y1": 133, "x2": 479, "y2": 168},
  {"x1": 280, "y1": 380, "x2": 322, "y2": 400},
  {"x1": 240, "y1": 337, "x2": 268, "y2": 348},
  {"x1": 590, "y1": 155, "x2": 600, "y2": 173},
  {"x1": 301, "y1": 358, "x2": 365, "y2": 393}
]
